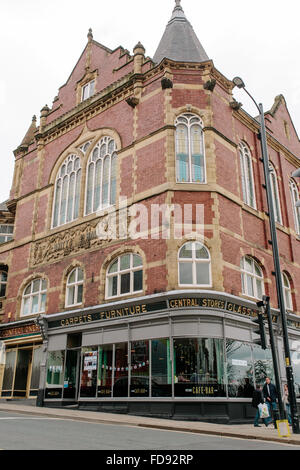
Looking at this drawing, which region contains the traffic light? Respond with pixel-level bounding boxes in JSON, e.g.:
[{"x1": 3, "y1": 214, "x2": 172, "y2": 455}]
[{"x1": 252, "y1": 313, "x2": 267, "y2": 350}]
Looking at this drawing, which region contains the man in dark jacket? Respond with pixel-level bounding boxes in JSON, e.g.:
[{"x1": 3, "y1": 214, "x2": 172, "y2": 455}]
[
  {"x1": 263, "y1": 377, "x2": 278, "y2": 426},
  {"x1": 252, "y1": 384, "x2": 268, "y2": 427}
]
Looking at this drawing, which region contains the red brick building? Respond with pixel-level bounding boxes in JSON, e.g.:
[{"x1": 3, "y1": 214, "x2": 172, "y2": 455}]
[{"x1": 0, "y1": 0, "x2": 299, "y2": 423}]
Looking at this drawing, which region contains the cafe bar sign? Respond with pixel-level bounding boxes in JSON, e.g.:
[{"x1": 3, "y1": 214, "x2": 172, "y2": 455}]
[{"x1": 48, "y1": 295, "x2": 260, "y2": 329}]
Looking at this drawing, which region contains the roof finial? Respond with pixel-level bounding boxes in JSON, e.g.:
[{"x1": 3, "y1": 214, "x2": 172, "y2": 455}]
[
  {"x1": 175, "y1": 0, "x2": 181, "y2": 6},
  {"x1": 87, "y1": 28, "x2": 93, "y2": 41}
]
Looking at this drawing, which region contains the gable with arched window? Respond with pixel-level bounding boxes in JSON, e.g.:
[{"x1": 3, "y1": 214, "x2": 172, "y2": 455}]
[
  {"x1": 289, "y1": 178, "x2": 300, "y2": 235},
  {"x1": 240, "y1": 256, "x2": 264, "y2": 299},
  {"x1": 178, "y1": 241, "x2": 211, "y2": 287},
  {"x1": 85, "y1": 136, "x2": 117, "y2": 215},
  {"x1": 239, "y1": 142, "x2": 256, "y2": 209},
  {"x1": 52, "y1": 154, "x2": 82, "y2": 228},
  {"x1": 175, "y1": 114, "x2": 206, "y2": 183},
  {"x1": 21, "y1": 278, "x2": 47, "y2": 316},
  {"x1": 269, "y1": 163, "x2": 282, "y2": 224},
  {"x1": 106, "y1": 253, "x2": 143, "y2": 299}
]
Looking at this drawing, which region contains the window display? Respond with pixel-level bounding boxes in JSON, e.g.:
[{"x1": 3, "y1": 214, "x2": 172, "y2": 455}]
[
  {"x1": 151, "y1": 338, "x2": 172, "y2": 397},
  {"x1": 130, "y1": 340, "x2": 149, "y2": 397},
  {"x1": 80, "y1": 347, "x2": 98, "y2": 398},
  {"x1": 226, "y1": 340, "x2": 254, "y2": 398},
  {"x1": 98, "y1": 344, "x2": 113, "y2": 397},
  {"x1": 113, "y1": 342, "x2": 128, "y2": 397},
  {"x1": 45, "y1": 350, "x2": 65, "y2": 399},
  {"x1": 174, "y1": 338, "x2": 225, "y2": 397}
]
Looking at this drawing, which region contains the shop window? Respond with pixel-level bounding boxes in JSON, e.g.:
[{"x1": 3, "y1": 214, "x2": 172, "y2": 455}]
[
  {"x1": 269, "y1": 163, "x2": 282, "y2": 224},
  {"x1": 282, "y1": 272, "x2": 293, "y2": 311},
  {"x1": 1, "y1": 349, "x2": 16, "y2": 397},
  {"x1": 239, "y1": 141, "x2": 256, "y2": 209},
  {"x1": 81, "y1": 80, "x2": 95, "y2": 102},
  {"x1": 291, "y1": 341, "x2": 300, "y2": 398},
  {"x1": 80, "y1": 347, "x2": 98, "y2": 398},
  {"x1": 289, "y1": 179, "x2": 300, "y2": 235},
  {"x1": 21, "y1": 278, "x2": 47, "y2": 317},
  {"x1": 252, "y1": 345, "x2": 274, "y2": 386},
  {"x1": 130, "y1": 340, "x2": 149, "y2": 397},
  {"x1": 113, "y1": 343, "x2": 128, "y2": 397},
  {"x1": 0, "y1": 270, "x2": 7, "y2": 297},
  {"x1": 151, "y1": 338, "x2": 172, "y2": 397},
  {"x1": 52, "y1": 154, "x2": 82, "y2": 228},
  {"x1": 173, "y1": 338, "x2": 225, "y2": 397},
  {"x1": 0, "y1": 224, "x2": 13, "y2": 244},
  {"x1": 178, "y1": 241, "x2": 211, "y2": 287},
  {"x1": 175, "y1": 114, "x2": 206, "y2": 183},
  {"x1": 29, "y1": 346, "x2": 43, "y2": 396},
  {"x1": 66, "y1": 267, "x2": 84, "y2": 307},
  {"x1": 226, "y1": 340, "x2": 254, "y2": 398},
  {"x1": 85, "y1": 136, "x2": 117, "y2": 215},
  {"x1": 241, "y1": 256, "x2": 264, "y2": 300},
  {"x1": 106, "y1": 253, "x2": 143, "y2": 299},
  {"x1": 98, "y1": 344, "x2": 113, "y2": 398},
  {"x1": 45, "y1": 351, "x2": 65, "y2": 399}
]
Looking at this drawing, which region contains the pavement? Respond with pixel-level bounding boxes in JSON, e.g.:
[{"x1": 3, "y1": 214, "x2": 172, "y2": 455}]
[{"x1": 0, "y1": 399, "x2": 299, "y2": 446}]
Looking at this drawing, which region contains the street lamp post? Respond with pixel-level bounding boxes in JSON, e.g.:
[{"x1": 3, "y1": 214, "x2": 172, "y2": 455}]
[{"x1": 232, "y1": 77, "x2": 300, "y2": 433}]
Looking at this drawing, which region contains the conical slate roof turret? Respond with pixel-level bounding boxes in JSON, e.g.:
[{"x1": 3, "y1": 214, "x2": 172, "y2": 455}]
[{"x1": 153, "y1": 0, "x2": 209, "y2": 64}]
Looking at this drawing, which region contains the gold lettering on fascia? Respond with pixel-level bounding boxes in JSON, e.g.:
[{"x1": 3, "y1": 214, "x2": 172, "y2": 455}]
[{"x1": 169, "y1": 298, "x2": 258, "y2": 318}]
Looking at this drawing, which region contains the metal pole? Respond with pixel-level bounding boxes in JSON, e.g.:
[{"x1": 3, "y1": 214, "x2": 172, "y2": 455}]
[
  {"x1": 264, "y1": 297, "x2": 284, "y2": 420},
  {"x1": 258, "y1": 103, "x2": 300, "y2": 433}
]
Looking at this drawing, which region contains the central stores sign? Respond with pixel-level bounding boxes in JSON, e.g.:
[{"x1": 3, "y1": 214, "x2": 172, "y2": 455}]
[{"x1": 47, "y1": 296, "x2": 261, "y2": 329}]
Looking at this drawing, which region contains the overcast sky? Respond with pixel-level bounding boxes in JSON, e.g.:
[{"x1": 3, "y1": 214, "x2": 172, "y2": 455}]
[{"x1": 1, "y1": 0, "x2": 299, "y2": 202}]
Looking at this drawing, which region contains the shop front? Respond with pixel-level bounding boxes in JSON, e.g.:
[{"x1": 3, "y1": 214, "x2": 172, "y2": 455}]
[
  {"x1": 0, "y1": 321, "x2": 43, "y2": 399},
  {"x1": 40, "y1": 291, "x2": 300, "y2": 423}
]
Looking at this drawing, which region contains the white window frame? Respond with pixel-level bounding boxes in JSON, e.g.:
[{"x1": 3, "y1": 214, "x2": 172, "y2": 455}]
[
  {"x1": 290, "y1": 179, "x2": 300, "y2": 235},
  {"x1": 52, "y1": 154, "x2": 82, "y2": 228},
  {"x1": 0, "y1": 224, "x2": 14, "y2": 243},
  {"x1": 239, "y1": 142, "x2": 257, "y2": 209},
  {"x1": 269, "y1": 163, "x2": 282, "y2": 224},
  {"x1": 65, "y1": 267, "x2": 84, "y2": 307},
  {"x1": 21, "y1": 278, "x2": 47, "y2": 317},
  {"x1": 175, "y1": 113, "x2": 206, "y2": 184},
  {"x1": 81, "y1": 80, "x2": 95, "y2": 102},
  {"x1": 282, "y1": 272, "x2": 293, "y2": 311},
  {"x1": 178, "y1": 241, "x2": 212, "y2": 288},
  {"x1": 0, "y1": 270, "x2": 7, "y2": 297},
  {"x1": 241, "y1": 256, "x2": 264, "y2": 300},
  {"x1": 106, "y1": 253, "x2": 143, "y2": 299},
  {"x1": 84, "y1": 136, "x2": 117, "y2": 215}
]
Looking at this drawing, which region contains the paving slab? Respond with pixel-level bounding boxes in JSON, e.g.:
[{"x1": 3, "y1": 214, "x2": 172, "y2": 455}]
[{"x1": 0, "y1": 400, "x2": 299, "y2": 446}]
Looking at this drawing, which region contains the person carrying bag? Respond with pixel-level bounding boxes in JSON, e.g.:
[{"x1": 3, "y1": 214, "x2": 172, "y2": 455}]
[{"x1": 252, "y1": 384, "x2": 269, "y2": 427}]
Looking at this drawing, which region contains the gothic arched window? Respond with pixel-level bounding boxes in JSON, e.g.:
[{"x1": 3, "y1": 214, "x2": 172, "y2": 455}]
[
  {"x1": 239, "y1": 142, "x2": 256, "y2": 209},
  {"x1": 175, "y1": 114, "x2": 206, "y2": 183},
  {"x1": 85, "y1": 137, "x2": 117, "y2": 215},
  {"x1": 289, "y1": 179, "x2": 300, "y2": 235},
  {"x1": 52, "y1": 154, "x2": 82, "y2": 228},
  {"x1": 269, "y1": 163, "x2": 282, "y2": 224}
]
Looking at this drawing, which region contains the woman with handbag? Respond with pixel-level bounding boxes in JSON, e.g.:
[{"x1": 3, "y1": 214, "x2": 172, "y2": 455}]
[
  {"x1": 283, "y1": 384, "x2": 292, "y2": 425},
  {"x1": 252, "y1": 384, "x2": 269, "y2": 427}
]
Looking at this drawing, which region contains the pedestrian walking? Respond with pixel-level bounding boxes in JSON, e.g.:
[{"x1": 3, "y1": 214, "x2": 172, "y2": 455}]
[
  {"x1": 263, "y1": 377, "x2": 278, "y2": 426},
  {"x1": 252, "y1": 384, "x2": 268, "y2": 427},
  {"x1": 283, "y1": 384, "x2": 292, "y2": 425}
]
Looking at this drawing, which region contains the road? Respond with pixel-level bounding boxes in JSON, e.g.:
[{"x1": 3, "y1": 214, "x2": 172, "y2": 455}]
[{"x1": 0, "y1": 410, "x2": 299, "y2": 451}]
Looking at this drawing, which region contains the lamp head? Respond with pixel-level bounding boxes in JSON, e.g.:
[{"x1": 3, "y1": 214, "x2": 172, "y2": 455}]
[{"x1": 232, "y1": 77, "x2": 245, "y2": 89}]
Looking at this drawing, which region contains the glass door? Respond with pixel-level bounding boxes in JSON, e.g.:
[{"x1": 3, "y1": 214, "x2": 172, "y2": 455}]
[
  {"x1": 63, "y1": 349, "x2": 80, "y2": 399},
  {"x1": 13, "y1": 349, "x2": 32, "y2": 397}
]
